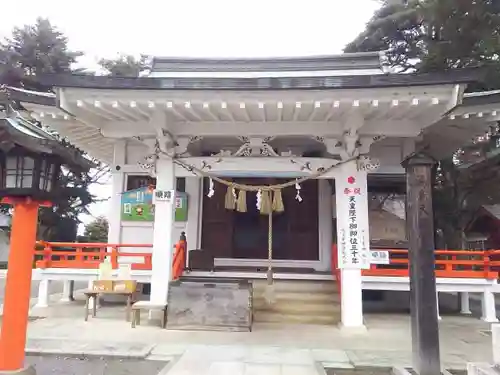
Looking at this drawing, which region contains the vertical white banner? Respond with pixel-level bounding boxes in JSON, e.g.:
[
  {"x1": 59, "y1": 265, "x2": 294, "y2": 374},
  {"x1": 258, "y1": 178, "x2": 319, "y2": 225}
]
[{"x1": 335, "y1": 164, "x2": 370, "y2": 269}]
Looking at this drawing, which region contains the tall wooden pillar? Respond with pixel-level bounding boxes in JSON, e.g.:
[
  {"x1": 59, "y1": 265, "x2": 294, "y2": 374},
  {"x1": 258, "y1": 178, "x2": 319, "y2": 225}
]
[{"x1": 403, "y1": 154, "x2": 440, "y2": 375}]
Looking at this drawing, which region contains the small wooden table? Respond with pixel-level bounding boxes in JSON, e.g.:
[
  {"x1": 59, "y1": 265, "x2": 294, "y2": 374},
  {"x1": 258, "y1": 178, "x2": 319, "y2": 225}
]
[
  {"x1": 84, "y1": 290, "x2": 135, "y2": 322},
  {"x1": 131, "y1": 301, "x2": 168, "y2": 328}
]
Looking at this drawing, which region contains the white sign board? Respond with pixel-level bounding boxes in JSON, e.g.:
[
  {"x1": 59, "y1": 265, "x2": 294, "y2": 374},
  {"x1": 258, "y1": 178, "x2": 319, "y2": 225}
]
[
  {"x1": 336, "y1": 174, "x2": 370, "y2": 270},
  {"x1": 153, "y1": 189, "x2": 175, "y2": 204},
  {"x1": 369, "y1": 250, "x2": 390, "y2": 265}
]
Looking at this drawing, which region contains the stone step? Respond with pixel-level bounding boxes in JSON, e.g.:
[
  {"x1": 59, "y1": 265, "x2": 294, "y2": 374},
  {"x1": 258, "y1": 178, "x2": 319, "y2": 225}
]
[
  {"x1": 253, "y1": 290, "x2": 340, "y2": 303},
  {"x1": 253, "y1": 310, "x2": 340, "y2": 325},
  {"x1": 251, "y1": 279, "x2": 341, "y2": 325},
  {"x1": 252, "y1": 280, "x2": 338, "y2": 293},
  {"x1": 254, "y1": 299, "x2": 340, "y2": 316}
]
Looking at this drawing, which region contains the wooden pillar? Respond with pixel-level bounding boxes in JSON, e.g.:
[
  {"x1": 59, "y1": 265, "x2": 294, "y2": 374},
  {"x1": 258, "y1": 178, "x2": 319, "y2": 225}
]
[
  {"x1": 0, "y1": 199, "x2": 40, "y2": 371},
  {"x1": 403, "y1": 154, "x2": 440, "y2": 375}
]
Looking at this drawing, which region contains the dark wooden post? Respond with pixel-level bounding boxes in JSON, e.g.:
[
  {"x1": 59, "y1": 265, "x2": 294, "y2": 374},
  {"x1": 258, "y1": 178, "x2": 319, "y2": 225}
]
[{"x1": 402, "y1": 154, "x2": 440, "y2": 375}]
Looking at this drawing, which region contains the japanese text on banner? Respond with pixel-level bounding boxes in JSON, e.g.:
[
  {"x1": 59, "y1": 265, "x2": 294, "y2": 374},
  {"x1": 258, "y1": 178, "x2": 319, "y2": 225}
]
[{"x1": 337, "y1": 179, "x2": 370, "y2": 269}]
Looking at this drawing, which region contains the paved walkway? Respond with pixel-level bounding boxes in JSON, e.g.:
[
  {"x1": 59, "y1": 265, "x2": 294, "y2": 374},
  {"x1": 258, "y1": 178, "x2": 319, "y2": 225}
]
[
  {"x1": 0, "y1": 284, "x2": 491, "y2": 374},
  {"x1": 20, "y1": 292, "x2": 495, "y2": 374}
]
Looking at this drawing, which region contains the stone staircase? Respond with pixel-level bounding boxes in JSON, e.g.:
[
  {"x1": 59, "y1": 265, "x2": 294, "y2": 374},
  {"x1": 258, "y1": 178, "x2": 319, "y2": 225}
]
[{"x1": 252, "y1": 279, "x2": 341, "y2": 325}]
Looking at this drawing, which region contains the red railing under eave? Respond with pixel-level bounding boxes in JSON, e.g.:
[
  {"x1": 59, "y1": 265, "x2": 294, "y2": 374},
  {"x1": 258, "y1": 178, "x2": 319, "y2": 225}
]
[
  {"x1": 331, "y1": 245, "x2": 500, "y2": 281},
  {"x1": 34, "y1": 240, "x2": 187, "y2": 280}
]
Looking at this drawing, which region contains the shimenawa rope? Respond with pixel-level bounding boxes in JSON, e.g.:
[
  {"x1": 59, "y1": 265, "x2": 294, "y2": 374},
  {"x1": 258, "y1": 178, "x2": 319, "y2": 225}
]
[{"x1": 154, "y1": 148, "x2": 359, "y2": 303}]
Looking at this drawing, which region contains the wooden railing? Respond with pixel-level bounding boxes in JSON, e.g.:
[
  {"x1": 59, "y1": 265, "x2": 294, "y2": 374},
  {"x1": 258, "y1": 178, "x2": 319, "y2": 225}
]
[
  {"x1": 35, "y1": 242, "x2": 154, "y2": 270},
  {"x1": 331, "y1": 246, "x2": 500, "y2": 280}
]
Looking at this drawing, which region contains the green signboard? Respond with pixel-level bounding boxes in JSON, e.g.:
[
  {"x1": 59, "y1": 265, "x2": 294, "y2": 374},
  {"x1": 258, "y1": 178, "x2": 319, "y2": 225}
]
[{"x1": 120, "y1": 186, "x2": 188, "y2": 222}]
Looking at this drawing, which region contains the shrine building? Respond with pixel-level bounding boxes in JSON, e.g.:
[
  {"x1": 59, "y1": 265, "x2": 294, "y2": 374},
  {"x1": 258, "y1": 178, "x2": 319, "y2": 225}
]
[{"x1": 11, "y1": 51, "x2": 500, "y2": 329}]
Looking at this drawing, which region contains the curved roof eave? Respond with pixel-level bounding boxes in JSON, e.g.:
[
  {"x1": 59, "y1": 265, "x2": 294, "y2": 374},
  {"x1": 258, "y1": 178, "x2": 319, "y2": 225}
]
[{"x1": 34, "y1": 67, "x2": 483, "y2": 91}]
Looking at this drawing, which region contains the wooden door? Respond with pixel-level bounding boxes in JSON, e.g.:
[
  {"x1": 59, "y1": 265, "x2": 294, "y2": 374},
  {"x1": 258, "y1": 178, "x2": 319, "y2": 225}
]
[
  {"x1": 201, "y1": 177, "x2": 319, "y2": 261},
  {"x1": 232, "y1": 178, "x2": 271, "y2": 259},
  {"x1": 284, "y1": 179, "x2": 319, "y2": 260},
  {"x1": 200, "y1": 178, "x2": 234, "y2": 258}
]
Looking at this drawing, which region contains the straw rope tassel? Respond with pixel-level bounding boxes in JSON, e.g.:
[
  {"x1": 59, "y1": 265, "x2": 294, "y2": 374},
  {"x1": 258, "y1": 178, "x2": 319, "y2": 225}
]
[
  {"x1": 259, "y1": 190, "x2": 272, "y2": 215},
  {"x1": 264, "y1": 211, "x2": 276, "y2": 304},
  {"x1": 272, "y1": 189, "x2": 284, "y2": 212},
  {"x1": 236, "y1": 189, "x2": 247, "y2": 212},
  {"x1": 224, "y1": 185, "x2": 235, "y2": 210}
]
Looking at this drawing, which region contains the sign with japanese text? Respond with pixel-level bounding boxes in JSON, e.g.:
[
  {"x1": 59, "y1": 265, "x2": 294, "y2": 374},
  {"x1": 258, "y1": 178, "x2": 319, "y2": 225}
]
[
  {"x1": 369, "y1": 250, "x2": 390, "y2": 265},
  {"x1": 336, "y1": 174, "x2": 370, "y2": 269},
  {"x1": 153, "y1": 189, "x2": 175, "y2": 203},
  {"x1": 120, "y1": 186, "x2": 188, "y2": 222}
]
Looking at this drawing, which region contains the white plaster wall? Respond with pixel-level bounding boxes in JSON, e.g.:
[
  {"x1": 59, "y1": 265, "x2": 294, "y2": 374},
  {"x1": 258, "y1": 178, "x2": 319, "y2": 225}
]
[
  {"x1": 125, "y1": 141, "x2": 150, "y2": 165},
  {"x1": 370, "y1": 138, "x2": 413, "y2": 175}
]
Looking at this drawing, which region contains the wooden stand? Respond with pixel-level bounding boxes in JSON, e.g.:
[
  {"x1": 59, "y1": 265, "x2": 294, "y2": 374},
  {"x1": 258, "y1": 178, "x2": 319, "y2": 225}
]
[{"x1": 83, "y1": 290, "x2": 134, "y2": 322}]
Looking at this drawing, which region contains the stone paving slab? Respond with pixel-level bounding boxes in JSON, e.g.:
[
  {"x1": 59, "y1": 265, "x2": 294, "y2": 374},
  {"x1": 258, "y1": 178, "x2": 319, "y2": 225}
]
[
  {"x1": 166, "y1": 360, "x2": 324, "y2": 375},
  {"x1": 25, "y1": 355, "x2": 169, "y2": 375},
  {"x1": 26, "y1": 338, "x2": 154, "y2": 359},
  {"x1": 344, "y1": 350, "x2": 467, "y2": 370},
  {"x1": 15, "y1": 302, "x2": 496, "y2": 370}
]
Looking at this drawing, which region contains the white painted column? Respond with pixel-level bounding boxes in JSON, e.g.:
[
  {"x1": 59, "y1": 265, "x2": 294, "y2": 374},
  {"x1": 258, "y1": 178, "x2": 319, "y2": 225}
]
[
  {"x1": 460, "y1": 292, "x2": 471, "y2": 315},
  {"x1": 481, "y1": 289, "x2": 499, "y2": 323},
  {"x1": 318, "y1": 179, "x2": 333, "y2": 272},
  {"x1": 335, "y1": 160, "x2": 370, "y2": 329},
  {"x1": 436, "y1": 291, "x2": 441, "y2": 320},
  {"x1": 150, "y1": 157, "x2": 176, "y2": 304},
  {"x1": 60, "y1": 280, "x2": 73, "y2": 303},
  {"x1": 107, "y1": 140, "x2": 126, "y2": 244},
  {"x1": 34, "y1": 279, "x2": 51, "y2": 308}
]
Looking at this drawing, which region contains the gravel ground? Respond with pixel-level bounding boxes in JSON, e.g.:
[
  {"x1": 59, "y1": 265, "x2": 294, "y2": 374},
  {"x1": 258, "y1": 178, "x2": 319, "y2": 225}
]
[{"x1": 25, "y1": 356, "x2": 168, "y2": 375}]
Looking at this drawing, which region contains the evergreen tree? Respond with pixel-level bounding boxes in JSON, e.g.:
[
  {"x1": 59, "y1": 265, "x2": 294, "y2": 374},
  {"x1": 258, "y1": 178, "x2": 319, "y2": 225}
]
[
  {"x1": 0, "y1": 19, "x2": 108, "y2": 241},
  {"x1": 345, "y1": 0, "x2": 500, "y2": 90},
  {"x1": 98, "y1": 54, "x2": 149, "y2": 77},
  {"x1": 81, "y1": 216, "x2": 109, "y2": 243},
  {"x1": 346, "y1": 0, "x2": 500, "y2": 248},
  {"x1": 0, "y1": 17, "x2": 83, "y2": 89}
]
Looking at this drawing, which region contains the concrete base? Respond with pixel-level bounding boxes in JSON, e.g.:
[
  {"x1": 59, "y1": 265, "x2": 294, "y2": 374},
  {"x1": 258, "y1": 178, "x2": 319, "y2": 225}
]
[
  {"x1": 338, "y1": 323, "x2": 367, "y2": 334},
  {"x1": 393, "y1": 366, "x2": 454, "y2": 375},
  {"x1": 492, "y1": 324, "x2": 500, "y2": 364},
  {"x1": 466, "y1": 363, "x2": 500, "y2": 375},
  {"x1": 0, "y1": 366, "x2": 36, "y2": 375}
]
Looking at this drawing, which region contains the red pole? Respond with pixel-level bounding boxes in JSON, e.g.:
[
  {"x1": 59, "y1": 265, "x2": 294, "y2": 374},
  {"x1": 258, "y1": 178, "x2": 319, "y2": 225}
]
[{"x1": 0, "y1": 198, "x2": 40, "y2": 371}]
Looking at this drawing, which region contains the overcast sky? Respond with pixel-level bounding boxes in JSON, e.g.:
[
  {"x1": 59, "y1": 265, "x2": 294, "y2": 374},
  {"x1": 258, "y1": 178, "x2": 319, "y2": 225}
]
[{"x1": 0, "y1": 0, "x2": 380, "y2": 227}]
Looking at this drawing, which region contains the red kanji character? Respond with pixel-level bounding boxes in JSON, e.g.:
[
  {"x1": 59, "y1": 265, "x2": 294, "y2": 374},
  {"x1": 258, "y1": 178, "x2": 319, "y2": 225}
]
[
  {"x1": 344, "y1": 188, "x2": 352, "y2": 195},
  {"x1": 354, "y1": 188, "x2": 361, "y2": 195}
]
